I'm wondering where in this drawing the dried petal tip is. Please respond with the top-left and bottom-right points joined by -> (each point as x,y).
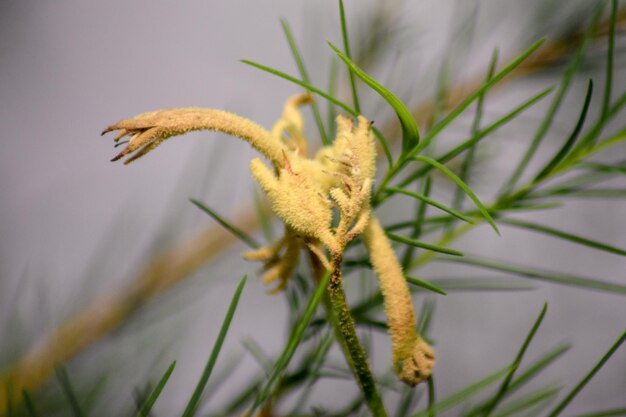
397,340 -> 436,386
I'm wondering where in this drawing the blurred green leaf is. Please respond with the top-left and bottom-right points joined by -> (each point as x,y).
338,0 -> 360,114
181,276 -> 247,417
546,330 -> 626,417
387,232 -> 463,256
54,366 -> 84,417
386,186 -> 474,224
405,276 -> 447,296
439,256 -> 626,294
250,271 -> 330,414
135,361 -> 176,417
500,218 -> 626,256
412,366 -> 511,417
481,303 -> 548,417
190,199 -> 259,249
280,18 -> 329,145
328,42 -> 420,153
411,156 -> 498,234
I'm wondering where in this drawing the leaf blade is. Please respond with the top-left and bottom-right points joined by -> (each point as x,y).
181,276 -> 247,417
328,42 -> 420,153
411,155 -> 499,234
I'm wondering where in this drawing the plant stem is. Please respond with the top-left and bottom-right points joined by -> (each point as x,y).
309,251 -> 388,417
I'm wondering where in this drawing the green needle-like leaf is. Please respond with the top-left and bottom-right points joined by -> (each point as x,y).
242,59 -> 355,115
280,18 -> 329,145
429,278 -> 535,292
570,409 -> 626,417
328,41 -> 420,153
401,176 -> 432,269
439,256 -> 626,295
388,87 -> 552,199
21,391 -> 39,417
405,276 -> 447,295
415,38 -> 545,154
481,303 -> 548,417
467,343 -> 571,417
499,218 -> 626,256
490,386 -> 561,417
190,199 -> 259,249
250,271 -> 331,415
387,232 -> 464,256
546,330 -> 626,417
505,343 -> 571,396
338,0 -> 360,113
601,0 -> 618,120
181,276 -> 247,417
135,361 -> 176,417
499,5 -> 602,195
412,367 -> 511,417
386,186 -> 474,224
241,58 -> 394,167
411,155 -> 499,234
54,366 -> 84,417
534,79 -> 593,182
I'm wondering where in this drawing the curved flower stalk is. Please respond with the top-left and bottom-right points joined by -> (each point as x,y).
103,94 -> 434,386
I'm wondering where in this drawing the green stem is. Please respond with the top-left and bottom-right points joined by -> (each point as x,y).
309,251 -> 388,417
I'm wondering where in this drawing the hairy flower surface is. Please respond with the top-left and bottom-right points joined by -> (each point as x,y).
103,94 -> 434,385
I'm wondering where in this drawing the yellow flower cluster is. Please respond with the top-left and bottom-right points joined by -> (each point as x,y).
103,94 -> 434,385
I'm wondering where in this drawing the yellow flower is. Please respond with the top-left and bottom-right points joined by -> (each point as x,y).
103,94 -> 434,385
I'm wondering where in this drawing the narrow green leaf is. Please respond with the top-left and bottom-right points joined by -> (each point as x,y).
190,199 -> 259,249
338,0 -> 360,113
439,256 -> 626,294
395,388 -> 418,417
430,278 -> 535,292
576,161 -> 626,175
416,298 -> 436,340
135,361 -> 176,417
181,276 -> 247,417
531,188 -> 626,199
571,409 -> 626,417
499,5 -> 602,195
500,218 -> 626,256
242,59 -> 356,115
253,188 -> 274,242
412,155 -> 499,234
327,57 -> 340,139
241,338 -> 273,373
491,386 -> 561,417
388,87 -> 552,199
54,366 -> 84,417
386,186 -> 474,224
451,48 -> 499,224
534,79 -> 593,182
328,41 -> 420,153
482,303 -> 548,417
21,391 -> 39,417
506,343 -> 570,394
250,271 -> 331,414
411,367 -> 511,417
401,176 -> 432,269
280,18 -> 329,145
387,232 -> 463,256
569,92 -> 626,157
426,376 -> 436,417
241,59 -> 394,167
467,343 -> 571,417
415,38 -> 545,154
546,330 -> 626,417
405,276 -> 447,295
601,0 -> 618,120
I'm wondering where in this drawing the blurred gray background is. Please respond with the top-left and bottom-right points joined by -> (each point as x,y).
1,0 -> 625,415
